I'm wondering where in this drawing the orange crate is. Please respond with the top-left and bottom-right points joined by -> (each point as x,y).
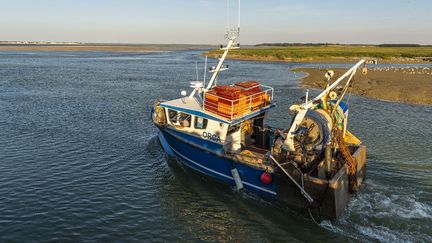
205,91 -> 219,102
235,80 -> 261,92
204,85 -> 269,119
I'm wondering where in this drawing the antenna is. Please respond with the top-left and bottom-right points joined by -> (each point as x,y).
203,56 -> 208,87
188,61 -> 204,98
227,0 -> 240,32
195,61 -> 199,81
238,0 -> 241,32
204,0 -> 240,91
224,0 -> 240,40
227,0 -> 230,31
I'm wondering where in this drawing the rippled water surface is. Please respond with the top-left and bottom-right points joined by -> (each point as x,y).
1,51 -> 431,242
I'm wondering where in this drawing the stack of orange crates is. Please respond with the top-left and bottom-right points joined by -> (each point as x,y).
204,86 -> 243,119
235,81 -> 268,111
204,81 -> 269,119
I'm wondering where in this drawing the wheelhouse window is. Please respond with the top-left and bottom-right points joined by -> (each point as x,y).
168,109 -> 178,124
168,109 -> 191,128
178,113 -> 191,128
194,116 -> 208,129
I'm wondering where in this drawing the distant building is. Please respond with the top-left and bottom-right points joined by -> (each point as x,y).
0,41 -> 82,45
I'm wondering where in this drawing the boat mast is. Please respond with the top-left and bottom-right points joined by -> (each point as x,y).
206,0 -> 241,90
189,0 -> 240,98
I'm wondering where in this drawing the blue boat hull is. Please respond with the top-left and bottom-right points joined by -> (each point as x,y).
154,123 -> 367,219
157,128 -> 277,198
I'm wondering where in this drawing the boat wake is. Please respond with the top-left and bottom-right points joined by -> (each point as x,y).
320,179 -> 432,242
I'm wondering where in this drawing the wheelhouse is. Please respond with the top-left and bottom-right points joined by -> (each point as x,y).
158,81 -> 275,155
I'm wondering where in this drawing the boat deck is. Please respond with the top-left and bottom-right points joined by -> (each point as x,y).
232,147 -> 274,172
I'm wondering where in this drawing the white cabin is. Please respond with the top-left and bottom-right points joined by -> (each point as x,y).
159,84 -> 275,154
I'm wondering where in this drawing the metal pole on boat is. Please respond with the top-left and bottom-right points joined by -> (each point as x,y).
204,0 -> 239,91
195,61 -> 199,82
309,59 -> 366,105
270,155 -> 314,204
191,0 -> 240,97
238,0 -> 241,32
203,56 -> 207,88
227,0 -> 230,31
204,38 -> 235,91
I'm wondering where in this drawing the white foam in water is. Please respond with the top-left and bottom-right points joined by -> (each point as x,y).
320,220 -> 360,240
376,195 -> 432,220
319,179 -> 432,242
361,192 -> 432,220
356,225 -> 412,243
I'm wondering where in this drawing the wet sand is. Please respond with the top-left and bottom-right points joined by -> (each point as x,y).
292,67 -> 432,105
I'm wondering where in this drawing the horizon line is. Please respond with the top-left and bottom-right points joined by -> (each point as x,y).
1,40 -> 432,47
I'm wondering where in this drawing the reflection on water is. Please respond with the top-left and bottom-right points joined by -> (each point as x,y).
0,50 -> 431,242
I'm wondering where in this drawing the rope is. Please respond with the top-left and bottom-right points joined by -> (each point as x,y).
345,84 -> 353,107
334,129 -> 358,193
308,207 -> 322,225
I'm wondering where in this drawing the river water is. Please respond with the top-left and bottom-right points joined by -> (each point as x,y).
0,50 -> 431,242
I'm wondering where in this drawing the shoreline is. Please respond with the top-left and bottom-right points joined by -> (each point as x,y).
204,53 -> 432,64
0,44 -> 214,52
292,67 -> 432,105
2,45 -> 431,64
203,45 -> 432,64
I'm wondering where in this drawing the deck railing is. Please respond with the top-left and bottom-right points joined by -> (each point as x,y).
203,84 -> 274,120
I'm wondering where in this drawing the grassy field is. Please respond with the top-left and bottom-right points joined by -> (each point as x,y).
205,45 -> 432,63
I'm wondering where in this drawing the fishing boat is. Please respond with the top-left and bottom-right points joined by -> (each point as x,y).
151,2 -> 370,219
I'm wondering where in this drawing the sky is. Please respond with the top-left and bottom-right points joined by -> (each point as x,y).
1,0 -> 431,45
